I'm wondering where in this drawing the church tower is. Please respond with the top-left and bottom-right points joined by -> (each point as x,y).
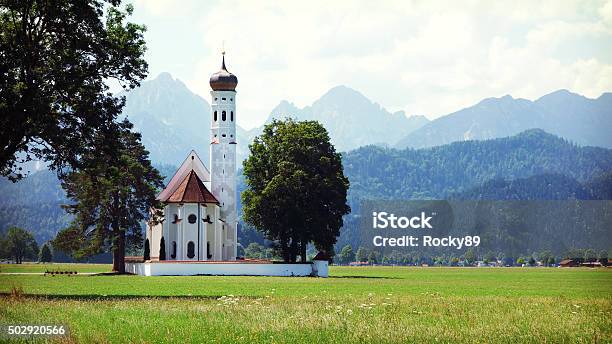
209,52 -> 238,260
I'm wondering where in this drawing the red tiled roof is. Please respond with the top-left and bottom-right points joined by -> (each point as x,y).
166,170 -> 219,204
157,151 -> 210,202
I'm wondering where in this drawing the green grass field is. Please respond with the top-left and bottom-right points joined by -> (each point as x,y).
0,263 -> 110,274
0,265 -> 610,343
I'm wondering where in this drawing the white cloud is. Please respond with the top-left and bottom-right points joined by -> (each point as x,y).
132,0 -> 612,129
601,1 -> 612,24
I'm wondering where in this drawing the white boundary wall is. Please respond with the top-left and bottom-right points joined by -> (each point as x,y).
125,261 -> 328,277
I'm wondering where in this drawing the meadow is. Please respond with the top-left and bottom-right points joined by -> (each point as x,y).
0,263 -> 110,274
0,265 -> 610,343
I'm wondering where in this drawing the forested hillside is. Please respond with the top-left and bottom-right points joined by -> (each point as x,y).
344,129 -> 612,202
335,129 -> 612,254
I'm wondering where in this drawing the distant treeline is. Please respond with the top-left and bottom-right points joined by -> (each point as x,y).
334,245 -> 610,267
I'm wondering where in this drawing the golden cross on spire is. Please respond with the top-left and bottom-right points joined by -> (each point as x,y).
222,40 -> 225,55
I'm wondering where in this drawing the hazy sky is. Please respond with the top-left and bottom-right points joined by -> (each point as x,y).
126,0 -> 612,129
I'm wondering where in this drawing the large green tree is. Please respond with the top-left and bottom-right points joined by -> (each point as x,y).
1,226 -> 38,263
53,120 -> 163,273
0,0 -> 147,181
242,119 -> 350,262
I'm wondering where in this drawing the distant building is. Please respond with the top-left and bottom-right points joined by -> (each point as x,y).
349,262 -> 369,266
559,259 -> 580,267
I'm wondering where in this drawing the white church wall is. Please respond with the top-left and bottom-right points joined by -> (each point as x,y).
205,207 -> 215,260
198,204 -> 207,260
149,221 -> 162,259
162,205 -> 170,259
312,260 -> 329,278
167,204 -> 178,260
182,203 -> 199,260
125,261 -> 328,277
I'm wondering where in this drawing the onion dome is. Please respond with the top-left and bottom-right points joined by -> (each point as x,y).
209,53 -> 238,91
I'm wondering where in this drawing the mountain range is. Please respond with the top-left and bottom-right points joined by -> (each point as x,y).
396,90 -> 612,149
120,73 -> 611,165
119,72 -> 214,165
245,85 -> 430,153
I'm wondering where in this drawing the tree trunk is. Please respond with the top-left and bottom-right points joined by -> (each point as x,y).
280,235 -> 291,262
111,191 -> 126,273
112,229 -> 126,273
111,208 -> 125,274
301,239 -> 307,262
290,240 -> 298,263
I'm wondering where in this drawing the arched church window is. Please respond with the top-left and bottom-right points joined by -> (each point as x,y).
187,242 -> 195,259
188,214 -> 197,224
214,111 -> 217,121
222,111 -> 226,121
231,111 -> 234,121
171,241 -> 177,259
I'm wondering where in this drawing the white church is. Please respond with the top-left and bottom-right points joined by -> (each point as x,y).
126,53 -> 328,277
145,53 -> 239,263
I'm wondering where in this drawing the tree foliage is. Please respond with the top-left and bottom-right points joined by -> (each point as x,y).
338,244 -> 354,264
244,242 -> 268,259
53,120 -> 163,272
464,248 -> 476,266
355,246 -> 368,262
38,242 -> 52,262
0,0 -> 148,181
0,226 -> 38,263
242,119 -> 350,262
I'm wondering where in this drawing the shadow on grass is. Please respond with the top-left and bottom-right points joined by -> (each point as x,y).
327,275 -> 397,279
0,293 -> 251,301
91,273 -> 398,279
